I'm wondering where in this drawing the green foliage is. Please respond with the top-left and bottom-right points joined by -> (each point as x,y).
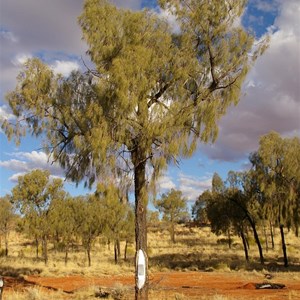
155,189 -> 189,242
10,169 -> 67,263
250,132 -> 300,232
95,182 -> 131,242
2,0 -> 263,189
0,195 -> 15,255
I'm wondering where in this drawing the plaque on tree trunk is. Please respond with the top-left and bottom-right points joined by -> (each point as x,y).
136,249 -> 146,290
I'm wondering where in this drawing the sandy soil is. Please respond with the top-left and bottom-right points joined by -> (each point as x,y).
3,271 -> 300,299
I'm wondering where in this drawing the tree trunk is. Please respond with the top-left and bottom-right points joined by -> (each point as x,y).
171,222 -> 175,243
4,231 -> 8,257
117,239 -> 121,257
65,245 -> 69,266
42,236 -> 48,265
240,230 -> 249,262
263,224 -> 269,253
229,198 -> 264,264
279,224 -> 288,267
227,229 -> 232,249
87,243 -> 92,267
114,241 -> 118,264
35,237 -> 39,258
124,240 -> 128,261
249,219 -> 264,265
133,148 -> 148,300
270,221 -> 275,250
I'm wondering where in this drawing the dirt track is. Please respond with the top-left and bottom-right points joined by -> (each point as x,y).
3,271 -> 300,299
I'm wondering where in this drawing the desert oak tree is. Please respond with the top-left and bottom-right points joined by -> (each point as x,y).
2,0 -> 266,298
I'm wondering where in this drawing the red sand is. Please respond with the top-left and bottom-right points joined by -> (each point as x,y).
4,271 -> 300,299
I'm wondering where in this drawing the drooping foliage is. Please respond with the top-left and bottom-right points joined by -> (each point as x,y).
250,131 -> 300,266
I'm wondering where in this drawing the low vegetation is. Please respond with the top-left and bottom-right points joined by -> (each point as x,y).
1,221 -> 300,299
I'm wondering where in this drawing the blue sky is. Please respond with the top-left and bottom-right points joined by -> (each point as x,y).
0,0 -> 299,204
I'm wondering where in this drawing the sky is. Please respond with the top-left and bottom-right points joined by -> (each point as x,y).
0,0 -> 299,206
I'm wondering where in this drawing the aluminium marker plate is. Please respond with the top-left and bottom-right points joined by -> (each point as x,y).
136,249 -> 146,290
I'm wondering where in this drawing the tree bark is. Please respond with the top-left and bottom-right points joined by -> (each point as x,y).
279,224 -> 288,267
124,240 -> 128,261
240,230 -> 249,262
42,236 -> 48,265
114,241 -> 118,264
35,237 -> 39,258
65,245 -> 69,266
229,198 -> 264,265
117,239 -> 121,257
249,218 -> 264,265
263,224 -> 269,253
87,242 -> 92,267
227,229 -> 232,249
171,221 -> 175,243
270,221 -> 275,250
4,239 -> 8,257
133,148 -> 148,300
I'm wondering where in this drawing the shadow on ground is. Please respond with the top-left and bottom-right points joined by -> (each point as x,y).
0,266 -> 42,278
149,252 -> 300,273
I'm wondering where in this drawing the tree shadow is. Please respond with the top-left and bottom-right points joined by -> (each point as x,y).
0,266 -> 42,278
149,252 -> 300,273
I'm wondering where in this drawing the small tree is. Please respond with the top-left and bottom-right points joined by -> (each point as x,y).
155,189 -> 188,243
122,207 -> 135,261
48,196 -> 78,265
0,195 -> 14,256
72,196 -> 103,267
96,183 -> 130,264
250,131 -> 300,267
11,169 -> 66,264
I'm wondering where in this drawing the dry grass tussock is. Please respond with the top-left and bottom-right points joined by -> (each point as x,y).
1,223 -> 300,299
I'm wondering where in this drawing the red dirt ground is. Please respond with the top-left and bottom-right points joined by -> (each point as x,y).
3,271 -> 300,299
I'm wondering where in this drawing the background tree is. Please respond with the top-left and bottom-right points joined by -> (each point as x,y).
48,196 -> 78,265
96,183 -> 130,264
74,195 -> 103,267
11,169 -> 66,264
2,0 -> 267,297
226,170 -> 264,264
192,190 -> 210,226
122,207 -> 135,261
155,189 -> 189,243
0,195 -> 15,256
195,171 -> 265,264
250,131 -> 300,267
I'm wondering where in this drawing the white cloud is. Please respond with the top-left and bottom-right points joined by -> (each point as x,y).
1,151 -> 65,181
112,0 -> 141,9
201,0 -> 300,161
12,53 -> 32,66
0,105 -> 15,122
156,7 -> 180,34
0,159 -> 28,172
253,0 -> 280,13
0,30 -> 18,43
179,174 -> 212,202
8,172 -> 27,182
157,174 -> 176,191
51,60 -> 80,77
